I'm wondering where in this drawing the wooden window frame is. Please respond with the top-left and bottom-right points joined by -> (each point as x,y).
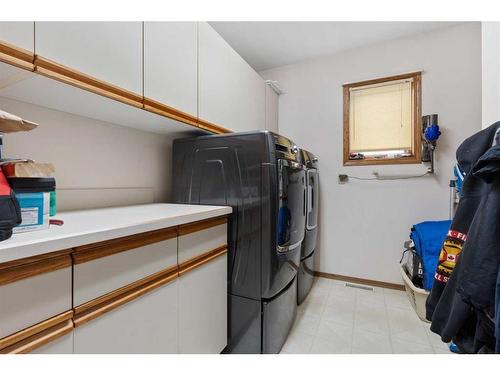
342,72 -> 422,166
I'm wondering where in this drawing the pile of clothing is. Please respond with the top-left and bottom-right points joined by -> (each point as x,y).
409,220 -> 451,291
426,122 -> 500,354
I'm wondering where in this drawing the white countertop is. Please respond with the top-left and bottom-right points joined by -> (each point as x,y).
0,203 -> 232,264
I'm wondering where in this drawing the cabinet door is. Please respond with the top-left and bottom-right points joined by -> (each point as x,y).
31,331 -> 74,354
73,233 -> 177,307
0,267 -> 72,340
0,22 -> 34,51
74,279 -> 178,354
178,254 -> 227,354
265,84 -> 279,133
144,22 -> 197,116
35,22 -> 143,94
198,22 -> 265,132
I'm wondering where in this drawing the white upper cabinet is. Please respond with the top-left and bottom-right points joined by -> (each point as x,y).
144,22 -> 197,116
0,22 -> 34,52
265,84 -> 279,133
198,22 -> 265,132
35,22 -> 143,94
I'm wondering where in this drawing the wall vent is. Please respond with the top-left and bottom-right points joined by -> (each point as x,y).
345,283 -> 374,292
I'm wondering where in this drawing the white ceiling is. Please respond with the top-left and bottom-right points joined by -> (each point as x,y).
209,22 -> 462,71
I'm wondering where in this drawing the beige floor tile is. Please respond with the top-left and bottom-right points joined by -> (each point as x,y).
322,301 -> 355,325
316,319 -> 353,344
309,336 -> 351,354
387,307 -> 432,345
352,328 -> 392,354
420,321 -> 450,351
434,346 -> 454,354
354,301 -> 390,335
383,288 -> 406,295
384,292 -> 413,310
293,310 -> 322,335
391,338 -> 435,354
355,288 -> 386,306
280,329 -> 315,354
280,280 -> 439,355
329,282 -> 358,299
298,299 -> 326,320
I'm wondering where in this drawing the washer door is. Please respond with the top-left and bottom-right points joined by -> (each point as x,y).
277,159 -> 306,253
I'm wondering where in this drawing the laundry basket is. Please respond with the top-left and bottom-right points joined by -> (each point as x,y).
400,264 -> 430,322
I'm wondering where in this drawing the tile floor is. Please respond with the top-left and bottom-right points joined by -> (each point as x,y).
280,277 -> 453,354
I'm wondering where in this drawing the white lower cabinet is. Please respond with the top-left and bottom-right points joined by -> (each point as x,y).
32,332 -> 74,354
178,254 -> 227,354
0,217 -> 229,354
0,267 -> 72,340
73,279 -> 178,354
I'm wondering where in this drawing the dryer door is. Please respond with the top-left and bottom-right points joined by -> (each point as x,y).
306,169 -> 319,230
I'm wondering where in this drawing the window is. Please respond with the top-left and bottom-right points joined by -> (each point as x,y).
343,72 -> 422,166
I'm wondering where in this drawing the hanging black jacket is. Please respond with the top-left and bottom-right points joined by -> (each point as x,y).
426,123 -> 500,320
426,122 -> 500,353
458,144 -> 500,310
496,270 -> 500,353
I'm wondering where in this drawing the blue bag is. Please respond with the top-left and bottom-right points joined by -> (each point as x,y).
410,220 -> 452,291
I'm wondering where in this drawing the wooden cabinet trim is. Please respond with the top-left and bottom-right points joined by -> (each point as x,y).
0,253 -> 72,286
0,40 -> 35,71
0,320 -> 73,354
73,266 -> 178,327
178,216 -> 228,237
34,55 -> 143,102
0,248 -> 72,271
143,97 -> 198,127
0,310 -> 73,353
34,56 -> 143,108
73,264 -> 178,316
73,226 -> 177,264
197,118 -> 231,134
178,245 -> 227,276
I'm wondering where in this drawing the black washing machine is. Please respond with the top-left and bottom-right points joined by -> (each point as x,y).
297,149 -> 319,305
172,131 -> 306,353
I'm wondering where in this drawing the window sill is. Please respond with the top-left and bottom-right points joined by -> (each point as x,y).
343,155 -> 422,166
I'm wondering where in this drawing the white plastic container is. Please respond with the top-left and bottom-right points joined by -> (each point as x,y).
400,264 -> 430,322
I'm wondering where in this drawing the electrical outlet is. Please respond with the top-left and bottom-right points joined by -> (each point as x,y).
338,174 -> 348,184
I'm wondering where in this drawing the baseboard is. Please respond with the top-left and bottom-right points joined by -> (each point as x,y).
313,271 -> 405,291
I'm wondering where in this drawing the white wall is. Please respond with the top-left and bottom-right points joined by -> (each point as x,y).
261,23 -> 482,284
481,22 -> 500,129
0,97 -> 174,211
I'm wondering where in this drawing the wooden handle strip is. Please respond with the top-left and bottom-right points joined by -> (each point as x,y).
143,97 -> 199,127
73,270 -> 178,327
73,227 -> 177,264
73,265 -> 178,316
0,320 -> 74,354
0,254 -> 72,287
178,245 -> 227,276
178,216 -> 228,236
0,311 -> 73,353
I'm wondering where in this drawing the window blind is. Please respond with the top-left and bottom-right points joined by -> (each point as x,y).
349,78 -> 414,153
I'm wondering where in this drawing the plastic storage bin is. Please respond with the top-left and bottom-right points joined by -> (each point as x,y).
8,177 -> 55,233
400,264 -> 430,322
